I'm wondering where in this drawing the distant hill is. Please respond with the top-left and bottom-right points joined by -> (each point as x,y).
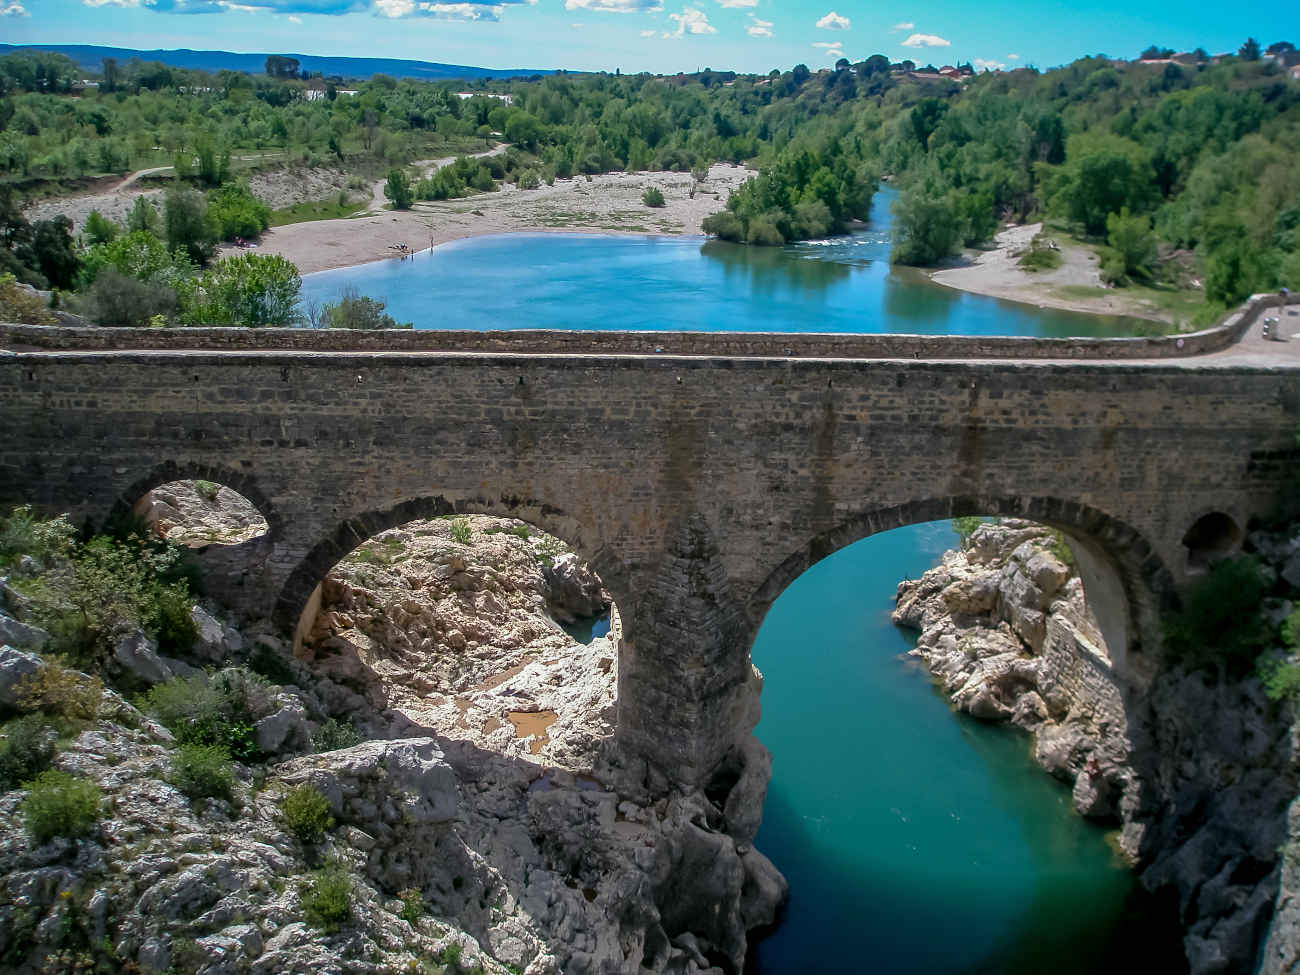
0,43 -> 556,82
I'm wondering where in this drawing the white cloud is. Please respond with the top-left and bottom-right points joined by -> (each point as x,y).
715,0 -> 756,6
565,0 -> 661,11
900,32 -> 949,48
84,0 -> 523,15
891,21 -> 912,30
973,57 -> 1004,71
640,27 -> 655,35
1,1 -> 28,13
811,40 -> 838,47
815,9 -> 848,30
375,0 -> 504,18
664,7 -> 715,36
287,11 -> 301,18
745,14 -> 770,37
1007,53 -> 1020,60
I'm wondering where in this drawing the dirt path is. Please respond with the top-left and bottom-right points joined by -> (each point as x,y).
361,144 -> 508,214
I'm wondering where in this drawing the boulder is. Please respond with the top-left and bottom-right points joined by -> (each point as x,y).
0,613 -> 49,652
0,644 -> 42,708
543,552 -> 610,622
253,699 -> 313,755
113,631 -> 185,686
190,605 -> 227,662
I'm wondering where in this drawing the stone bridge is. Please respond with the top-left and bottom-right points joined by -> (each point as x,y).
2,308 -> 1299,793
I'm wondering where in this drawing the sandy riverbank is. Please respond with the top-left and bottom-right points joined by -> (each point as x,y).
928,222 -> 1173,325
236,163 -> 752,275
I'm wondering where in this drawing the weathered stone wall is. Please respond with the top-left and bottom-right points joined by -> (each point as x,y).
1,345 -> 1297,788
1041,616 -> 1125,725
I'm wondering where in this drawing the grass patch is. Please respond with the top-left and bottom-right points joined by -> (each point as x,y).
268,193 -> 363,228
312,717 -> 362,753
23,770 -> 102,844
450,518 -> 473,546
142,670 -> 269,763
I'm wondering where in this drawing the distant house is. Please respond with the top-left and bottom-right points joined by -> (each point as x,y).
455,92 -> 514,105
1290,64 -> 1300,81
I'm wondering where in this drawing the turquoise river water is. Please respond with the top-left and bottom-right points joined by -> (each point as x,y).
305,189 -> 1183,972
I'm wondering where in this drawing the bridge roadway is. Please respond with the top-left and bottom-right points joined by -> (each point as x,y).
1,298 -> 1298,793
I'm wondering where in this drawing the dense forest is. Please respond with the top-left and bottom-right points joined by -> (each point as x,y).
1,39 -> 1298,327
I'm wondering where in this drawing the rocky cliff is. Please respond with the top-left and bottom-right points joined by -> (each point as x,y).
0,499 -> 784,975
893,519 -> 1300,975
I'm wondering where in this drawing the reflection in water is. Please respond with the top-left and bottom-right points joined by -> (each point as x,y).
700,238 -> 854,295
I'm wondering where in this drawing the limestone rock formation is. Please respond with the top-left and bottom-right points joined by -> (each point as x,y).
894,519 -> 1300,975
0,500 -> 784,974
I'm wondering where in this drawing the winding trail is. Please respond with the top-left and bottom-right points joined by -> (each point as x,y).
359,143 -> 508,214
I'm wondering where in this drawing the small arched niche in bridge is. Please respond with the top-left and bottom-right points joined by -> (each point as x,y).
284,506 -> 626,770
1182,511 -> 1243,575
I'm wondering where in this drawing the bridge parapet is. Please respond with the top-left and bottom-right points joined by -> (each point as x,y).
2,292 -> 1294,360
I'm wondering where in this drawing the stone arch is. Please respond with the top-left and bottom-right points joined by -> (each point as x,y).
113,460 -> 283,540
748,495 -> 1178,676
272,493 -> 634,650
114,462 -> 281,618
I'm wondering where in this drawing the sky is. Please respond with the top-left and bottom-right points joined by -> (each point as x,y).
3,0 -> 1296,75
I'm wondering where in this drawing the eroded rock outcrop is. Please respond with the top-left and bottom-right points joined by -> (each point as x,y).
893,519 -> 1300,975
0,496 -> 781,974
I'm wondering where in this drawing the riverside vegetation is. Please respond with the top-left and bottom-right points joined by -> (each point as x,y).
1,38 -> 1298,327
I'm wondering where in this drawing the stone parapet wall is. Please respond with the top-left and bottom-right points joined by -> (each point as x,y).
1041,616 -> 1125,724
1,293 -> 1293,360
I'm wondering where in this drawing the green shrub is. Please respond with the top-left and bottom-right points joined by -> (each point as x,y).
321,287 -> 411,329
1017,235 -> 1064,272
143,671 -> 265,762
208,182 -> 271,241
398,887 -> 425,924
282,783 -> 335,843
0,273 -> 57,325
385,169 -> 414,210
80,268 -> 180,326
450,518 -> 473,545
14,663 -> 102,720
0,505 -> 76,569
516,170 -> 540,190
642,187 -> 665,208
1047,529 -> 1076,567
1261,658 -> 1300,703
313,718 -> 361,753
23,770 -> 102,844
951,516 -> 984,545
194,480 -> 221,501
171,743 -> 235,801
301,863 -> 352,931
83,210 -> 119,246
1164,556 -> 1273,674
0,715 -> 56,789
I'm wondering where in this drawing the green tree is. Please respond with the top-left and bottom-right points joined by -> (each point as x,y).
1238,37 -> 1261,60
208,183 -> 271,241
1105,210 -> 1159,281
83,210 -> 119,246
320,287 -> 410,329
164,186 -> 218,265
891,191 -> 962,266
384,169 -> 413,210
1052,136 -> 1156,236
127,197 -> 160,235
181,252 -> 302,327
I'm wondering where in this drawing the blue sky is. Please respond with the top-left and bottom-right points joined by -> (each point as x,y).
3,0 -> 1295,75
